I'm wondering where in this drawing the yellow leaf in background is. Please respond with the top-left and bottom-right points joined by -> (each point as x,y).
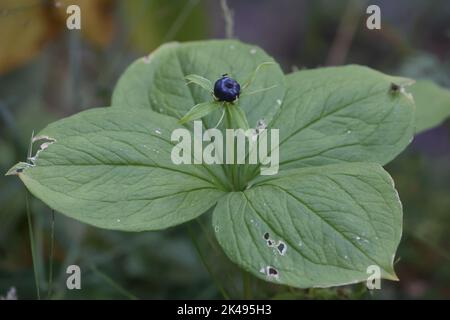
0,0 -> 114,75
0,0 -> 206,74
0,0 -> 56,74
53,0 -> 114,47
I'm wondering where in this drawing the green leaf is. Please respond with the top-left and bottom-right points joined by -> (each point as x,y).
226,104 -> 250,130
179,101 -> 219,124
7,108 -> 225,231
213,163 -> 402,288
265,65 -> 415,173
185,74 -> 213,93
111,42 -> 180,110
112,40 -> 286,131
410,80 -> 450,133
242,62 -> 276,89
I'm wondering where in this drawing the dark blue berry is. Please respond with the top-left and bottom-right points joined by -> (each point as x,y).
214,75 -> 240,102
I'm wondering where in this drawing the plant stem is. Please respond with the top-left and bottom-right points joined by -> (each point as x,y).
325,0 -> 367,66
25,190 -> 41,300
47,210 -> 55,299
89,264 -> 138,300
196,218 -> 220,252
224,107 -> 236,190
187,224 -> 230,299
220,0 -> 234,39
242,270 -> 252,299
224,107 -> 244,190
196,218 -> 240,296
25,130 -> 41,299
163,0 -> 201,42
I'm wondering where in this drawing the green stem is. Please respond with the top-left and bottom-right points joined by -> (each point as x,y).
225,107 -> 244,191
47,210 -> 55,299
187,224 -> 230,299
196,219 -> 221,252
89,264 -> 138,300
224,107 -> 236,190
25,190 -> 41,300
220,0 -> 234,39
196,219 -> 240,296
25,131 -> 41,299
242,270 -> 252,299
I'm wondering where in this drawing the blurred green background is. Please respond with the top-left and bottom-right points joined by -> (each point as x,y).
0,0 -> 449,300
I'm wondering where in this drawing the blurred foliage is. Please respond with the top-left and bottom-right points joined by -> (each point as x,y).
0,0 -> 449,299
0,0 -> 206,74
0,0 -> 114,74
0,0 -> 56,74
121,0 -> 207,53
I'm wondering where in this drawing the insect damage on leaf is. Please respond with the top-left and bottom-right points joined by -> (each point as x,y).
276,241 -> 287,256
5,135 -> 56,176
389,81 -> 414,102
262,232 -> 287,255
260,266 -> 280,280
28,136 -> 57,165
390,82 -> 401,93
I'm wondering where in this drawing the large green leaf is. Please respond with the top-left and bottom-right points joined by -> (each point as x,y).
213,163 -> 402,288
111,40 -> 286,130
257,65 -> 415,174
6,108 -> 225,231
410,80 -> 450,133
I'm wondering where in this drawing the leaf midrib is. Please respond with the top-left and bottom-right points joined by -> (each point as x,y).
30,162 -> 219,190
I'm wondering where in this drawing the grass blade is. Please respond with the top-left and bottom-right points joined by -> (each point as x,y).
47,210 -> 55,299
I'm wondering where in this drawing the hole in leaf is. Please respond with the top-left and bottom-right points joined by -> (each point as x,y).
276,241 -> 287,255
390,83 -> 400,93
267,266 -> 278,276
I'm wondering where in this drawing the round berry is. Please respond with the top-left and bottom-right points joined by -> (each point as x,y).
214,75 -> 240,102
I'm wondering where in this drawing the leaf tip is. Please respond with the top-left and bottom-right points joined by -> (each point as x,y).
384,271 -> 400,282
5,162 -> 32,176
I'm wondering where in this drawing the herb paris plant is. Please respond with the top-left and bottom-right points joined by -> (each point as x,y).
6,40 -> 450,288
179,62 -> 278,129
